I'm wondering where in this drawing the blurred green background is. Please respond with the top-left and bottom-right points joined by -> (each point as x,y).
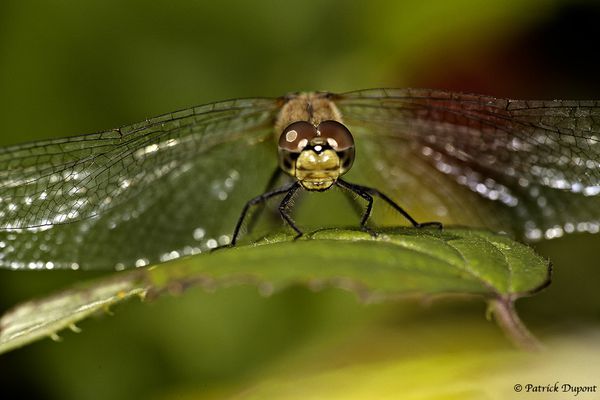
1,0 -> 599,399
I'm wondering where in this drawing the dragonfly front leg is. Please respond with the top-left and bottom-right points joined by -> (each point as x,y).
246,168 -> 287,233
336,179 -> 443,230
278,182 -> 303,239
335,180 -> 377,236
231,182 -> 298,245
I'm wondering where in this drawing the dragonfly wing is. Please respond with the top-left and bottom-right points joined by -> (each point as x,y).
335,88 -> 600,240
0,98 -> 281,269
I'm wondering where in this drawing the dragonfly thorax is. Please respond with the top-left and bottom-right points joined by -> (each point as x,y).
277,120 -> 355,191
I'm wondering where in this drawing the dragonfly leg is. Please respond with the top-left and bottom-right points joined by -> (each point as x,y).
247,168 -> 286,233
340,186 -> 368,219
278,182 -> 303,239
231,181 -> 298,245
336,179 -> 443,230
335,180 -> 376,236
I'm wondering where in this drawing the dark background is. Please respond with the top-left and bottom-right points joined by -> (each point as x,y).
0,1 -> 599,399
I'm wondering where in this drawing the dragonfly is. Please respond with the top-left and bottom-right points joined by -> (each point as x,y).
0,88 -> 598,270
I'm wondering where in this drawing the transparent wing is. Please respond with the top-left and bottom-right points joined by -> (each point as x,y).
335,88 -> 600,240
0,98 -> 281,270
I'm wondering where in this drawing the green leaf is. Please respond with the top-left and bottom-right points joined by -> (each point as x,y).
0,227 -> 550,354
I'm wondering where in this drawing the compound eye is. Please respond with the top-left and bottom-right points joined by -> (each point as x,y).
316,120 -> 354,150
278,121 -> 317,152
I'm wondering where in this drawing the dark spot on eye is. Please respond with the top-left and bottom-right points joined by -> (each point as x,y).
283,159 -> 292,170
343,158 -> 351,169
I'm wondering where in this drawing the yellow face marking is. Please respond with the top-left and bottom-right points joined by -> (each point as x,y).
295,149 -> 341,190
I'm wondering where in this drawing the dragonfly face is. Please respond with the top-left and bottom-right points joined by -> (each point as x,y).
277,120 -> 355,191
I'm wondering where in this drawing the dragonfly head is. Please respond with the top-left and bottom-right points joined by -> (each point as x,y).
278,120 -> 355,191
